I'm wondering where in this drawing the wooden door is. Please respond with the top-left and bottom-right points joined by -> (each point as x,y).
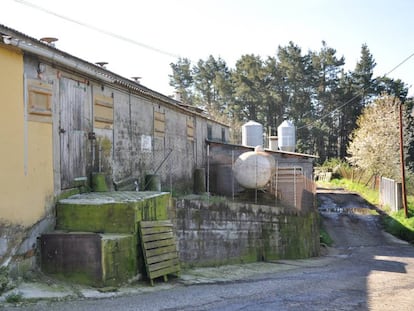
59,77 -> 89,189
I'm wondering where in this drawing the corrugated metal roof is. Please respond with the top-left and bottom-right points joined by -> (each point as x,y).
0,23 -> 229,127
206,140 -> 318,159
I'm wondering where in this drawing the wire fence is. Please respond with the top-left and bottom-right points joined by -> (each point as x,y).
147,136 -> 196,194
206,145 -> 316,211
132,140 -> 316,212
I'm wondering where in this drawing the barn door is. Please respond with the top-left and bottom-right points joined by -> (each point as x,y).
59,77 -> 89,189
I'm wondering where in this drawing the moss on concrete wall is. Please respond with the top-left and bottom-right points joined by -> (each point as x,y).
56,192 -> 170,233
173,197 -> 319,267
101,234 -> 138,286
42,192 -> 171,286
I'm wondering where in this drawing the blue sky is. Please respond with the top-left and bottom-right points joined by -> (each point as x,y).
2,0 -> 414,96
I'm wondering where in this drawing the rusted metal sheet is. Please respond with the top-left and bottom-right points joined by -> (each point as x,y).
40,233 -> 101,281
40,232 -> 138,287
59,77 -> 89,189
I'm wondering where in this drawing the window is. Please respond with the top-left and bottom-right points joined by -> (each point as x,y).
154,111 -> 165,137
27,79 -> 53,123
187,117 -> 194,141
94,95 -> 113,129
221,127 -> 226,142
207,124 -> 212,140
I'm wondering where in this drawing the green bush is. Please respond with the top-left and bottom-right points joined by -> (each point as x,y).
319,158 -> 351,179
320,227 -> 333,246
0,267 -> 9,295
404,171 -> 414,196
5,292 -> 22,304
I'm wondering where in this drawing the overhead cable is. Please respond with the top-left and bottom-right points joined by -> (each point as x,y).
14,0 -> 181,58
298,51 -> 414,130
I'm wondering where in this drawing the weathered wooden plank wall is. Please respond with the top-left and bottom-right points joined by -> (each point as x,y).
59,77 -> 90,189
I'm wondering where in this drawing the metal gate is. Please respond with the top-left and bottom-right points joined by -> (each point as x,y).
379,177 -> 402,212
59,77 -> 89,189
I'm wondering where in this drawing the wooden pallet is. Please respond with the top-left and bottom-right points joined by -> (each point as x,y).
139,220 -> 180,286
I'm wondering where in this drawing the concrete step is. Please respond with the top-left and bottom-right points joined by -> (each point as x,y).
56,191 -> 171,233
40,232 -> 137,287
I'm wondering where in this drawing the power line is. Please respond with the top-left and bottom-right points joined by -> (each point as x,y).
298,51 -> 414,130
13,0 -> 414,124
385,52 -> 414,76
14,0 -> 181,58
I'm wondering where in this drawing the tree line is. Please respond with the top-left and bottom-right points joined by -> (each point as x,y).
169,41 -> 410,163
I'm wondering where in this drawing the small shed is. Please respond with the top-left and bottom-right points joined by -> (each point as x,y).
207,141 -> 318,211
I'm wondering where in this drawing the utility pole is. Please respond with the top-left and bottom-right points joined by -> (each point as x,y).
399,102 -> 408,218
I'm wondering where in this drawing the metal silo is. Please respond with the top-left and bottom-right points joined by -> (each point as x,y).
277,120 -> 296,152
241,120 -> 263,147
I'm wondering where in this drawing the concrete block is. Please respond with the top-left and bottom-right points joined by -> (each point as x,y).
56,192 -> 170,233
40,232 -> 137,287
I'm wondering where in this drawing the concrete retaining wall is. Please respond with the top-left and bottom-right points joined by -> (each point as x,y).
173,197 -> 320,267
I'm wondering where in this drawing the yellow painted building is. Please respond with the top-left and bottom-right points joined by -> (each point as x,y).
0,44 -> 54,258
0,24 -> 230,274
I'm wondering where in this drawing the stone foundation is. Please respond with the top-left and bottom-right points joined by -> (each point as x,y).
173,196 -> 319,267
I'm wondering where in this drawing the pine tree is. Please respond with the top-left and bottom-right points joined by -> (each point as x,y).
231,54 -> 266,122
192,55 -> 231,114
169,57 -> 194,103
311,41 -> 345,160
353,44 -> 377,105
168,43 -> 412,158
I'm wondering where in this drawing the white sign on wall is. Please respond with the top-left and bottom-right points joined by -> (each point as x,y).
141,135 -> 152,152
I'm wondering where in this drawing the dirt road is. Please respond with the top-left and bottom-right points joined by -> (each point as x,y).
318,188 -> 414,310
318,188 -> 389,248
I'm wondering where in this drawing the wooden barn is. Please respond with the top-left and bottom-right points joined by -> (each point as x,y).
0,24 -> 229,274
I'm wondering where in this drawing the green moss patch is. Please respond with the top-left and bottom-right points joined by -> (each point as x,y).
56,192 -> 170,233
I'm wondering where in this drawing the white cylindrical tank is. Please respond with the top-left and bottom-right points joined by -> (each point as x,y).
242,120 -> 263,147
268,136 -> 278,151
233,146 -> 275,189
277,120 -> 296,152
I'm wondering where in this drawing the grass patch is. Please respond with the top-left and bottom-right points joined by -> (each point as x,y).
320,227 -> 333,246
326,178 -> 379,205
178,193 -> 228,204
319,207 -> 333,246
5,292 -> 23,304
382,209 -> 414,243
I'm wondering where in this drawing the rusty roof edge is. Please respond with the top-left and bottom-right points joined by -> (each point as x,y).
0,24 -> 115,81
264,148 -> 319,158
0,24 -> 229,127
206,140 -> 318,159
